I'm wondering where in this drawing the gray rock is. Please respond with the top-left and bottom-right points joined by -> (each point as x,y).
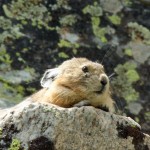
0,98 -> 15,109
0,69 -> 36,84
128,102 -> 143,115
0,99 -> 149,150
100,0 -> 123,13
127,42 -> 150,64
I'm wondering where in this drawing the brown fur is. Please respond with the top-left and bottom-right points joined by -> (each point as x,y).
31,58 -> 114,112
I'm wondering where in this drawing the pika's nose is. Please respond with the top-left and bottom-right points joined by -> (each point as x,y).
100,77 -> 107,86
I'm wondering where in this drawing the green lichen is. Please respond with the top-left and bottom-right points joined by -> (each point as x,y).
123,61 -> 137,70
124,48 -> 133,56
108,15 -> 121,25
43,106 -> 52,113
60,14 -> 77,26
0,82 -> 24,103
123,0 -> 132,6
8,138 -> 21,150
58,39 -> 73,48
125,70 -> 140,83
0,66 -> 37,103
10,27 -> 25,39
58,52 -> 69,58
3,0 -> 52,30
82,2 -> 103,17
73,49 -> 77,54
0,16 -> 24,44
91,17 -> 107,43
0,29 -> 24,44
0,128 -> 2,138
58,39 -> 80,48
127,22 -> 150,45
0,16 -> 12,30
43,106 -> 62,119
145,112 -> 150,121
112,61 -> 140,103
0,44 -> 12,65
50,0 -> 70,10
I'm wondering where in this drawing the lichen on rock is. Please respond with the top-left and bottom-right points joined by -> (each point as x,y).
3,0 -> 52,30
8,138 -> 21,150
0,100 -> 149,149
112,61 -> 140,103
127,22 -> 150,45
107,14 -> 121,25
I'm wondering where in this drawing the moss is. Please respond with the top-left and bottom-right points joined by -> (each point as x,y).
127,22 -> 150,45
82,2 -> 103,17
112,61 -> 140,103
124,48 -> 133,56
108,15 -> 121,25
8,138 -> 21,150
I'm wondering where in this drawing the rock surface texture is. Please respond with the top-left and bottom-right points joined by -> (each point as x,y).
0,99 -> 149,150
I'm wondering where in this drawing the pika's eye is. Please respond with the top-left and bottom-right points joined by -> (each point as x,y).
82,66 -> 89,73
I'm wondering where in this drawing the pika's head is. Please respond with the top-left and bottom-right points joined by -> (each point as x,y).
41,58 -> 110,100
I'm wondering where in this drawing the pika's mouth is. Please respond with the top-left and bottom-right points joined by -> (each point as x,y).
95,85 -> 105,94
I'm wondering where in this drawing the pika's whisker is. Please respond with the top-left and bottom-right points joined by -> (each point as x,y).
108,73 -> 116,79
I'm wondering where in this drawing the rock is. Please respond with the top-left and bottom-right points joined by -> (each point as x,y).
0,69 -> 36,84
100,0 -> 123,13
127,42 -> 150,64
0,99 -> 149,150
128,102 -> 143,115
0,99 -> 15,109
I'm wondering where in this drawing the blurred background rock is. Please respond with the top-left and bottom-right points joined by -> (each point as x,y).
0,0 -> 149,134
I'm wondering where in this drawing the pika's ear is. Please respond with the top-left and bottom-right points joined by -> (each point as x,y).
40,68 -> 60,88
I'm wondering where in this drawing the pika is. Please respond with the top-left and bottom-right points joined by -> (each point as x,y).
32,58 -> 114,112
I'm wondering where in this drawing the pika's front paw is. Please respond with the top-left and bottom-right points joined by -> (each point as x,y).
73,100 -> 91,107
